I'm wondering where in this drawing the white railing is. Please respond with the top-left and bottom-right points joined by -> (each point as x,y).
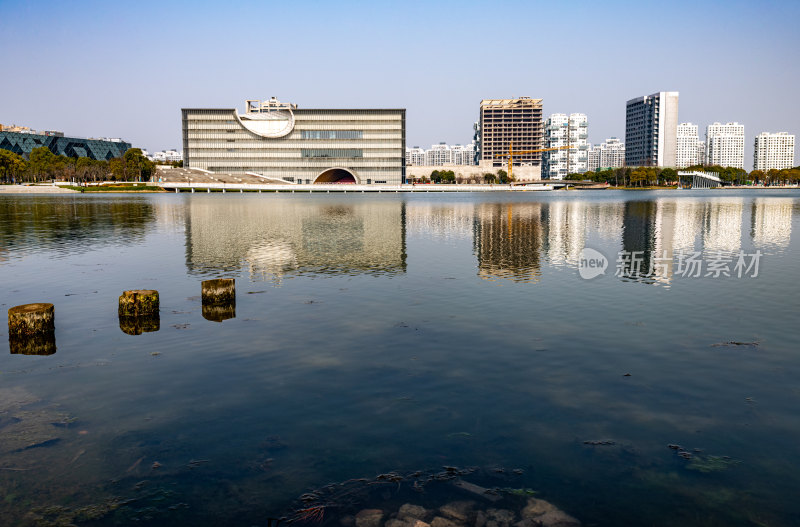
157,182 -> 552,193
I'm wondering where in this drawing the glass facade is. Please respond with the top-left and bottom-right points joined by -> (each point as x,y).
301,149 -> 363,158
0,131 -> 131,160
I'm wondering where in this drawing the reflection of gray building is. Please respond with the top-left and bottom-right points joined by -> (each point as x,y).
185,198 -> 406,279
621,201 -> 658,277
473,203 -> 543,282
182,97 -> 406,184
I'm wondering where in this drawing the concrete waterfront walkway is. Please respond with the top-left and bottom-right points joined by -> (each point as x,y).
0,184 -> 77,194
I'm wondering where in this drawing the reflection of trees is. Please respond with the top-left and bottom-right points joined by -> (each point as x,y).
473,203 -> 543,282
185,199 -> 407,279
0,197 -> 155,260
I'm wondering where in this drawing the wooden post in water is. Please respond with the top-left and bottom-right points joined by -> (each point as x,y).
8,303 -> 57,355
119,290 -> 159,316
201,279 -> 236,322
201,279 -> 235,304
119,290 -> 160,335
8,303 -> 54,337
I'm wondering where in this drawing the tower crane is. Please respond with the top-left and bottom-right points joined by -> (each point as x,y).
493,143 -> 571,182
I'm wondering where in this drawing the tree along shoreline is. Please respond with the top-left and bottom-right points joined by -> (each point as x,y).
565,164 -> 800,187
0,147 -> 173,184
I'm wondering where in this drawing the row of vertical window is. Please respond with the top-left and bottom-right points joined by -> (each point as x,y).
300,130 -> 363,139
301,149 -> 363,158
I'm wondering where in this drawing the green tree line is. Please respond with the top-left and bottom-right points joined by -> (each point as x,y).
0,147 -> 155,184
566,165 -> 800,187
409,168 -> 513,185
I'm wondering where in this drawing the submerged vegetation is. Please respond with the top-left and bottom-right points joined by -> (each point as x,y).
686,456 -> 742,474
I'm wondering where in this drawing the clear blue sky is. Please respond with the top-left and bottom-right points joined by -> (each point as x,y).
1,0 -> 798,168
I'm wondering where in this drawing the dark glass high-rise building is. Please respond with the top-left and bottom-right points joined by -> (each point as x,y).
0,130 -> 130,160
625,91 -> 679,167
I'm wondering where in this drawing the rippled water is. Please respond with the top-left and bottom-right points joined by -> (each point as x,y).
1,190 -> 799,526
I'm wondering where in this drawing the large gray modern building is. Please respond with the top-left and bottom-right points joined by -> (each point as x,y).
181,98 -> 405,184
625,92 -> 679,167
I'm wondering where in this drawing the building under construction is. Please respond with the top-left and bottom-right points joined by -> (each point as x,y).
475,97 -> 544,180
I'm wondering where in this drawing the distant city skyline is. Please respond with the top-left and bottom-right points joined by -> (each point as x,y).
1,0 -> 798,169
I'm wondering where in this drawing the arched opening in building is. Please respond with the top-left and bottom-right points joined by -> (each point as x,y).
314,168 -> 358,184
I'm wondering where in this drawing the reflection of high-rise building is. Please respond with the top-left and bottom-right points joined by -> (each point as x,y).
543,201 -> 586,266
649,199 -> 706,284
651,200 -> 676,282
670,199 -> 703,252
406,203 -> 475,240
185,199 -> 406,279
473,203 -> 543,282
621,201 -> 657,277
703,199 -> 743,253
152,200 -> 187,234
586,202 -> 625,240
751,198 -> 793,248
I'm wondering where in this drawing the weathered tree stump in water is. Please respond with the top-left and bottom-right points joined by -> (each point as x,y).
8,303 -> 55,337
9,333 -> 56,355
201,279 -> 235,305
118,290 -> 159,317
119,314 -> 160,335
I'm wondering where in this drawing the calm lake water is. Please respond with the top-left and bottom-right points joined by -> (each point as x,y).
1,190 -> 799,526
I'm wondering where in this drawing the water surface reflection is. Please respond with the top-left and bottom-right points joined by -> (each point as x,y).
1,191 -> 799,527
184,197 -> 407,279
